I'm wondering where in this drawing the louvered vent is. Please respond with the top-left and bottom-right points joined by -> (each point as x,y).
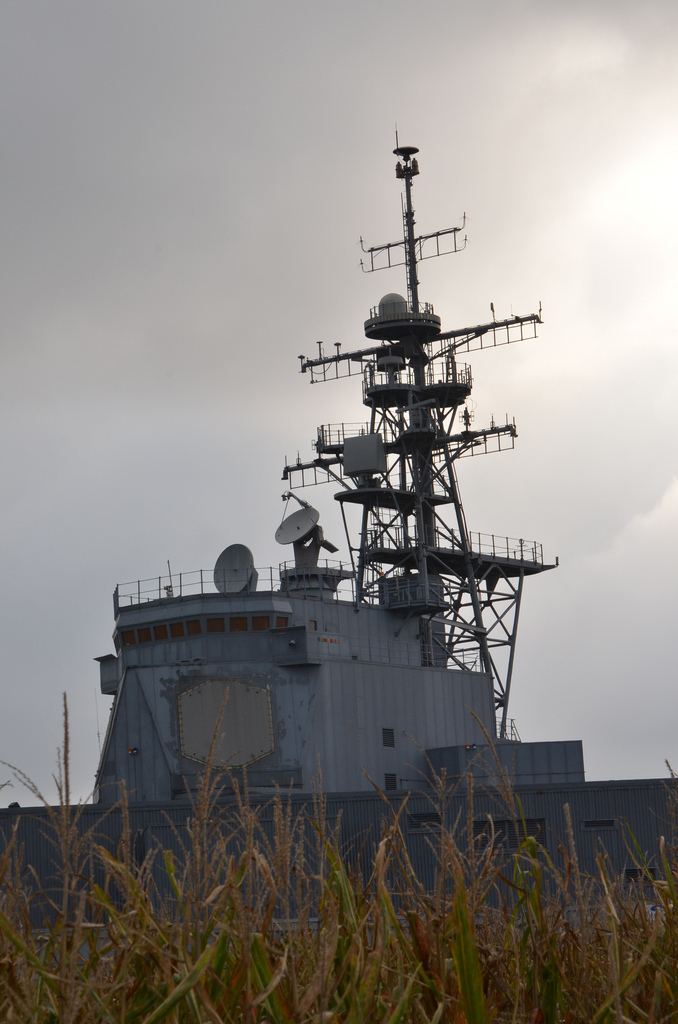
407,811 -> 441,833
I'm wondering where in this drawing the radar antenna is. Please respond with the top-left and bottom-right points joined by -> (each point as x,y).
214,544 -> 258,594
276,492 -> 338,570
283,145 -> 554,738
360,145 -> 466,310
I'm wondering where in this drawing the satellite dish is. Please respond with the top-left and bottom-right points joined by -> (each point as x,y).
213,544 -> 258,595
275,506 -> 320,546
276,498 -> 340,569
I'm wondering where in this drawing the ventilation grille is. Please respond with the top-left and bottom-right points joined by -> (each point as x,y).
625,866 -> 656,881
382,727 -> 395,748
407,811 -> 441,833
384,773 -> 397,792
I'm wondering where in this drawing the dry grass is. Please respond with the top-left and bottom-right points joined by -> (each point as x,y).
0,710 -> 676,1022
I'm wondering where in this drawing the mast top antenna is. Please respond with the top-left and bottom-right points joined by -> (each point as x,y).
393,145 -> 419,159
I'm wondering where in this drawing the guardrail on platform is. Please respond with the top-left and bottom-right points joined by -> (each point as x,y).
469,533 -> 544,564
114,561 -> 356,614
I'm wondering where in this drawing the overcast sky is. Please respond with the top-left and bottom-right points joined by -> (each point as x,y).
1,0 -> 677,804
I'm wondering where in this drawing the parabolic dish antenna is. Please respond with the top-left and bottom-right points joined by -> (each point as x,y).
275,506 -> 320,546
213,543 -> 258,594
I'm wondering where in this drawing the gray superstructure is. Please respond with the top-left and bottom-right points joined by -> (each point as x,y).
94,144 -> 585,806
96,585 -> 498,802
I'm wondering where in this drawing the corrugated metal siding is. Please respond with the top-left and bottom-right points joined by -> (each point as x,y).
2,778 -> 674,905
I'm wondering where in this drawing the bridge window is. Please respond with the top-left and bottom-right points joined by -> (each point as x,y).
154,624 -> 168,641
207,617 -> 226,633
229,616 -> 247,632
170,622 -> 185,638
252,615 -> 270,631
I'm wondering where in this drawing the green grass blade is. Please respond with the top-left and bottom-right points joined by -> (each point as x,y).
384,964 -> 419,1024
452,884 -> 488,1024
139,940 -> 215,1024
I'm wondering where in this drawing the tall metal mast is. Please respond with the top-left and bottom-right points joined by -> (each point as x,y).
283,145 -> 554,738
397,146 -> 421,314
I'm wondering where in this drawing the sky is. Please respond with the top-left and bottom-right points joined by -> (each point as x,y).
1,0 -> 677,804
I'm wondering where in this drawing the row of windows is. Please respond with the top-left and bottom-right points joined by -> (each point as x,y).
117,614 -> 290,648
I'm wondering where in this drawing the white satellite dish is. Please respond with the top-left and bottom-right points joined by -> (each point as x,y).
213,544 -> 258,594
275,506 -> 320,546
275,502 -> 339,569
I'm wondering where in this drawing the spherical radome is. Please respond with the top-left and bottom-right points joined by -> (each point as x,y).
378,292 -> 408,317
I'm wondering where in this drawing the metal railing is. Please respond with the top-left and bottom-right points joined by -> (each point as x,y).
364,525 -> 543,565
315,414 -> 513,464
469,533 -> 544,565
316,422 -> 370,449
115,561 -> 356,612
366,299 -> 438,321
363,359 -> 472,394
316,418 -> 440,451
366,523 -> 457,552
497,716 -> 522,742
378,575 -> 446,610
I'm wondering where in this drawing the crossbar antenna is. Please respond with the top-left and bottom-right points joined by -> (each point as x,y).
360,151 -> 466,282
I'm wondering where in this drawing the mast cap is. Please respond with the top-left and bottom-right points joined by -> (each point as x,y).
393,145 -> 419,159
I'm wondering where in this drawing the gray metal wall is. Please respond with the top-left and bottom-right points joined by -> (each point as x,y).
2,778 -> 675,903
96,592 -> 495,803
428,740 -> 585,787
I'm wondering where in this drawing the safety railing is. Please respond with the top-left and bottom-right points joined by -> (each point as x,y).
366,299 -> 438,321
362,525 -> 544,568
316,422 -> 370,449
315,418 -> 434,452
363,359 -> 472,394
469,533 -> 544,565
114,561 -> 356,613
366,523 -> 459,552
496,716 -> 522,742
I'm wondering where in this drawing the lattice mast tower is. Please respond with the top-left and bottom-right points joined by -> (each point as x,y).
283,144 -> 554,737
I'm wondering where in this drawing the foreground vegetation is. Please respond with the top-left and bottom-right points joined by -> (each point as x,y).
1,793 -> 676,1022
1,716 -> 676,1023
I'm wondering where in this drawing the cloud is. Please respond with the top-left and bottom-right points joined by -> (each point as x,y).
514,479 -> 678,779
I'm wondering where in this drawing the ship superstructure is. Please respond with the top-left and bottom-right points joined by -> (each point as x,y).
93,145 -> 584,806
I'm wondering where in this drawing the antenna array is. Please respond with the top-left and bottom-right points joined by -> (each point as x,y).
282,145 -> 553,737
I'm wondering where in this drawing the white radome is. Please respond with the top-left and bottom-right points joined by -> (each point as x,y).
378,292 -> 408,317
